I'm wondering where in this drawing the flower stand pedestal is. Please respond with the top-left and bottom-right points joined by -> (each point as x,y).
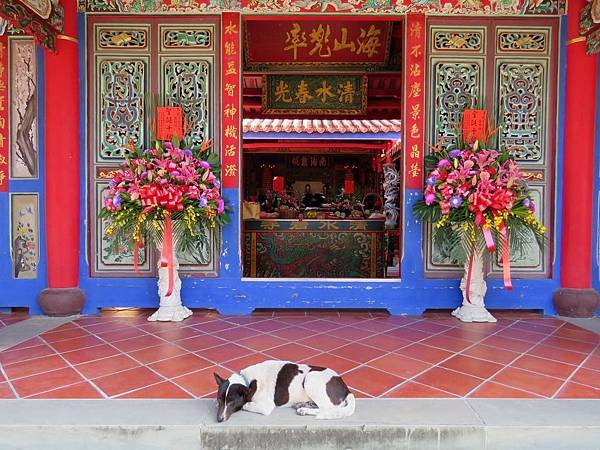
452,252 -> 497,323
148,247 -> 192,322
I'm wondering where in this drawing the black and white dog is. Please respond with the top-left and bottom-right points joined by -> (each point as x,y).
214,360 -> 355,422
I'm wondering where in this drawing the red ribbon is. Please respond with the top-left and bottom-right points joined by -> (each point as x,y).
161,213 -> 175,297
482,226 -> 496,252
499,223 -> 513,291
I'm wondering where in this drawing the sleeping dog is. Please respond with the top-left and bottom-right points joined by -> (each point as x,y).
214,360 -> 355,422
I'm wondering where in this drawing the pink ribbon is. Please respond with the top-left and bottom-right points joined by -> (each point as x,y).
161,214 -> 175,297
499,223 -> 513,291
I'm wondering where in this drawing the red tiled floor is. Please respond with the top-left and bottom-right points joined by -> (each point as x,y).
469,381 -> 542,398
76,354 -> 140,379
490,367 -> 564,398
12,367 -> 86,398
414,367 -> 483,397
93,366 -> 164,397
1,312 -> 598,399
117,381 -> 192,399
385,381 -> 457,398
342,366 -> 404,397
3,354 -> 69,380
440,355 -> 504,379
29,382 -> 103,399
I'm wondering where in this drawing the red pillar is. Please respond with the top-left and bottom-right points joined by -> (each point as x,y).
553,0 -> 600,317
38,0 -> 85,315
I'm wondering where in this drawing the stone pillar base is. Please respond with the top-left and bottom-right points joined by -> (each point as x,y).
552,288 -> 600,318
38,288 -> 85,316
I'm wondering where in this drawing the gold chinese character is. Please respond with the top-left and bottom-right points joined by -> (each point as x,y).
337,80 -> 355,104
0,79 -> 5,91
409,163 -> 421,178
225,21 -> 238,35
284,23 -> 308,61
319,221 -> 339,230
410,144 -> 420,159
290,221 -> 309,230
0,42 -> 4,59
315,80 -> 334,103
409,63 -> 421,77
224,144 -> 236,157
410,44 -> 422,58
225,83 -> 236,96
226,61 -> 237,75
333,27 -> 355,52
225,42 -> 237,56
224,125 -> 238,138
0,155 -> 6,165
308,24 -> 331,58
274,80 -> 293,103
410,123 -> 421,139
349,221 -> 367,231
0,169 -> 5,185
0,132 -> 4,148
224,104 -> 237,119
409,81 -> 421,99
295,80 -> 313,104
356,25 -> 381,58
225,164 -> 238,177
410,104 -> 421,120
0,117 -> 4,128
0,96 -> 4,112
410,22 -> 422,38
261,221 -> 280,230
0,64 -> 4,81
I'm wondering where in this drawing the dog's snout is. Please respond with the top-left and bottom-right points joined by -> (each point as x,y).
217,415 -> 225,423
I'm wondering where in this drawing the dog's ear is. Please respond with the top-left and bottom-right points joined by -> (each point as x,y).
246,379 -> 258,401
214,372 -> 226,387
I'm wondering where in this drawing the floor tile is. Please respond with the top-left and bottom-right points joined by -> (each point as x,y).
47,335 -> 106,353
490,367 -> 564,397
511,355 -> 577,380
358,333 -> 412,352
5,337 -> 45,351
342,366 -> 404,397
117,381 -> 192,399
3,354 -> 69,380
0,345 -> 56,365
12,367 -> 86,398
555,381 -> 600,399
41,328 -> 92,343
268,326 -> 312,340
99,327 -> 150,342
385,381 -> 457,398
111,335 -> 166,353
237,334 -> 289,352
330,343 -> 386,364
0,382 -> 15,398
220,353 -> 272,373
213,326 -> 264,341
149,354 -> 213,378
461,344 -> 520,365
93,366 -> 164,397
175,335 -> 227,352
527,344 -> 588,366
469,381 -> 542,398
480,335 -> 535,353
300,354 -> 358,375
297,334 -> 350,352
413,367 -> 483,397
191,320 -> 234,334
29,382 -> 103,399
198,343 -> 253,364
367,353 -> 432,379
76,354 -> 141,379
439,326 -> 494,342
245,320 -> 291,333
327,326 -> 375,341
440,355 -> 504,379
541,336 -> 598,354
420,335 -> 472,352
354,319 -> 400,333
569,367 -> 600,390
385,327 -> 432,342
127,344 -> 189,364
495,328 -> 548,343
404,321 -> 452,335
61,344 -> 120,365
553,325 -> 600,344
172,366 -> 220,397
394,343 -> 453,365
583,355 -> 600,371
265,343 -> 321,361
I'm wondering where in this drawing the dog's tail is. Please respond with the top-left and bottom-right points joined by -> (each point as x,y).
316,393 -> 355,420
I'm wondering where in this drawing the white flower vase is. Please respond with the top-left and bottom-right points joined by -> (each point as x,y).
452,251 -> 497,323
148,241 -> 192,322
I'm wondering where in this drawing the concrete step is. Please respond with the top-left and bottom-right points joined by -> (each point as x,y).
0,399 -> 599,449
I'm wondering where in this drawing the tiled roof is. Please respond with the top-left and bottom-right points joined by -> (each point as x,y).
242,118 -> 402,134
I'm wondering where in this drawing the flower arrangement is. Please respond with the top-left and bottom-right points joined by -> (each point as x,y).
100,136 -> 230,257
412,122 -> 546,291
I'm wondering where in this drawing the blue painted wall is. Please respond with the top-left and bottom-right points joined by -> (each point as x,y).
70,13 -> 566,316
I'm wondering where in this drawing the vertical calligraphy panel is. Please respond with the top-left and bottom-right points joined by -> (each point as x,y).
404,14 -> 425,189
221,12 -> 241,189
0,36 -> 8,191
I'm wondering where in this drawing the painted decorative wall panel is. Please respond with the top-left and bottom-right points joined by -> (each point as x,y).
10,193 -> 38,279
9,37 -> 38,179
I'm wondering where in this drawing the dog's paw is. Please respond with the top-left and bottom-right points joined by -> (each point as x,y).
296,407 -> 319,416
293,401 -> 317,410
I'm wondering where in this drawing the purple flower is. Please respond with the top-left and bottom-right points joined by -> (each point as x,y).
530,200 -> 536,213
214,179 -> 221,189
171,170 -> 180,177
200,161 -> 211,169
198,196 -> 208,208
108,180 -> 116,188
183,149 -> 193,158
438,159 -> 451,169
449,149 -> 461,159
426,176 -> 437,187
164,142 -> 173,150
450,196 -> 462,208
216,198 -> 225,214
112,194 -> 122,208
522,198 -> 531,208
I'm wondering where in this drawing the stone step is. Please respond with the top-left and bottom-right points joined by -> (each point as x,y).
0,399 -> 598,449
